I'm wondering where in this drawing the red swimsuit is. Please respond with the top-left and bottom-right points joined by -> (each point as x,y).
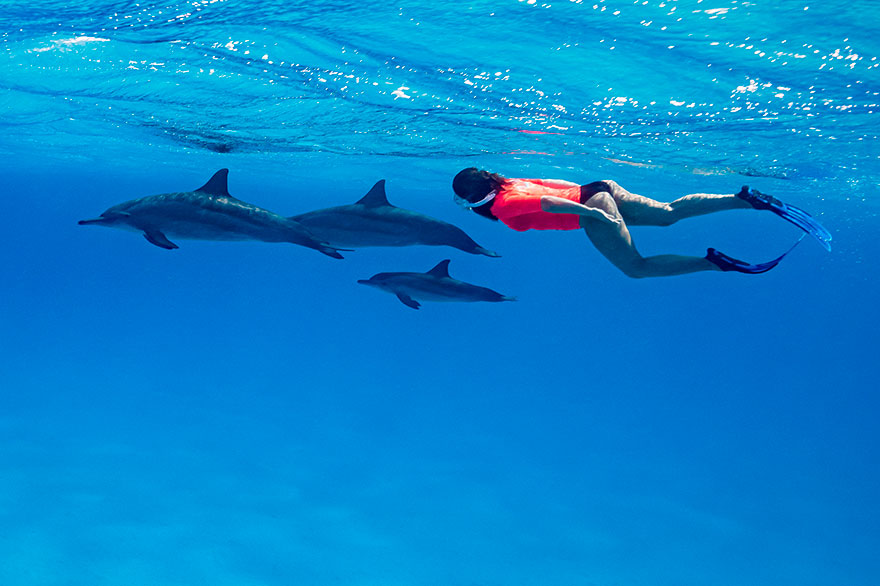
490,178 -> 583,232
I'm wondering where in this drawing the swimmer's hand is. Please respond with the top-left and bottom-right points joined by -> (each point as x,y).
540,196 -> 621,225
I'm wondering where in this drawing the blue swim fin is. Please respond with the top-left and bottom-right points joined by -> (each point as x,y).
706,234 -> 805,274
736,186 -> 832,251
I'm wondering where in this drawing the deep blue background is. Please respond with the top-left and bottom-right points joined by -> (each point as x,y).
1,1 -> 879,585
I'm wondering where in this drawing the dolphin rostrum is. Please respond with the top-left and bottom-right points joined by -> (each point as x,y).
79,169 -> 344,258
357,259 -> 515,310
290,180 -> 500,257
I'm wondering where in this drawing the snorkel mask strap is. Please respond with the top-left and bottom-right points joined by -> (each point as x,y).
454,189 -> 497,209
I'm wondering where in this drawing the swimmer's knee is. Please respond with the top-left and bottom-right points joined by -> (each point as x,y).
587,190 -> 616,211
653,204 -> 678,226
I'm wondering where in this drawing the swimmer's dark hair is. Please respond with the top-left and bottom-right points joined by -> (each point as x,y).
452,167 -> 507,221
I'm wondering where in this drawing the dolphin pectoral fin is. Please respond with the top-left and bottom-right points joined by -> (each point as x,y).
143,230 -> 179,250
396,293 -> 421,310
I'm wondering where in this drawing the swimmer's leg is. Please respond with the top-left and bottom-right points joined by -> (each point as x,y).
581,192 -> 720,278
600,180 -> 751,226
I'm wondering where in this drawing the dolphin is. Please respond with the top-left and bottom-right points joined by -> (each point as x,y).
357,259 -> 515,310
79,169 -> 344,258
290,180 -> 500,257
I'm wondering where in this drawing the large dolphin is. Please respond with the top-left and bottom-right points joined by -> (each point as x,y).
290,180 -> 500,257
79,169 -> 344,258
357,259 -> 515,310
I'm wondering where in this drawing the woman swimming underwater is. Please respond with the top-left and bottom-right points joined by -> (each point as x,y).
451,168 -> 831,278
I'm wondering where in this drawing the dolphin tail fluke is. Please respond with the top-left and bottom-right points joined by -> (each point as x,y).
286,220 -> 348,259
450,234 -> 500,257
475,246 -> 501,258
316,243 -> 347,259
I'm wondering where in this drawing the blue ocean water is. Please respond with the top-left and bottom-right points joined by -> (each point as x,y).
1,0 -> 879,584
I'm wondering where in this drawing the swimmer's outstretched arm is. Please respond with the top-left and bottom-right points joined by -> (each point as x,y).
540,196 -> 620,225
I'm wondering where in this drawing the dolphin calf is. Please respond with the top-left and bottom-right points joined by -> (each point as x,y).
357,259 -> 515,310
79,169 -> 344,258
290,180 -> 500,257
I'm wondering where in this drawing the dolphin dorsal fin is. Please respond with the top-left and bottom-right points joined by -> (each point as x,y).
196,169 -> 230,196
356,180 -> 391,207
426,259 -> 451,278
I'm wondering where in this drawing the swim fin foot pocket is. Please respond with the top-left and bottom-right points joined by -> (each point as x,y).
736,186 -> 832,251
706,248 -> 781,274
706,233 -> 805,274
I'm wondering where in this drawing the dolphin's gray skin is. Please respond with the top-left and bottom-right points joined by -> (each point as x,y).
290,180 -> 500,257
79,169 -> 344,258
357,259 -> 515,310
